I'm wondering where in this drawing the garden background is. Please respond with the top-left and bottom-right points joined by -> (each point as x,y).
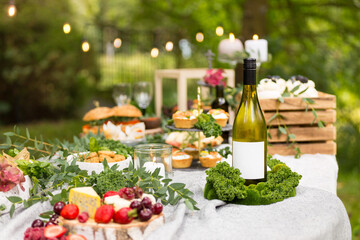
0,0 -> 359,238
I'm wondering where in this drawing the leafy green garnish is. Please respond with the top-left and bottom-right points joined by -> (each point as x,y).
194,113 -> 222,138
204,156 -> 302,205
205,146 -> 232,159
87,161 -> 199,209
87,137 -> 134,158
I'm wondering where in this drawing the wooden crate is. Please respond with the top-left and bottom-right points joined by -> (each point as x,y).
259,92 -> 336,155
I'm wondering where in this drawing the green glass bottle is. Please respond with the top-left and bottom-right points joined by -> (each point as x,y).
232,58 -> 267,185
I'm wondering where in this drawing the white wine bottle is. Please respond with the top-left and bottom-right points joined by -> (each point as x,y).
232,58 -> 267,185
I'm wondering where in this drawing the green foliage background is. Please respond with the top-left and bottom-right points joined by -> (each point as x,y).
0,0 -> 100,123
0,0 -> 359,237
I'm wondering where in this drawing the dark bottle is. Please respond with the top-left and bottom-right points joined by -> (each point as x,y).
211,84 -> 229,112
211,84 -> 230,143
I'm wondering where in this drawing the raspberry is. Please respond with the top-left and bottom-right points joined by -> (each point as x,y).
78,212 -> 89,223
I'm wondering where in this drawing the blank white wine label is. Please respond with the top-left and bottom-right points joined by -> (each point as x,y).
232,141 -> 265,179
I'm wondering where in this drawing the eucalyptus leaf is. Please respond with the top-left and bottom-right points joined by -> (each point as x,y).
10,204 -> 15,218
279,126 -> 287,135
26,128 -> 30,139
7,196 -> 22,204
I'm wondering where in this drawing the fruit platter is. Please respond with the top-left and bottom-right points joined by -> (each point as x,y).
25,186 -> 164,240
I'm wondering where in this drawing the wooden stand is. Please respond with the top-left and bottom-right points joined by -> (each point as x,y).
260,92 -> 336,155
154,68 -> 235,122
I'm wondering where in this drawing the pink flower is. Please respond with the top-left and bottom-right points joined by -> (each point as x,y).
203,69 -> 226,87
0,158 -> 25,192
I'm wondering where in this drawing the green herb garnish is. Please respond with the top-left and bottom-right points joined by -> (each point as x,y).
204,156 -> 302,205
194,113 -> 222,138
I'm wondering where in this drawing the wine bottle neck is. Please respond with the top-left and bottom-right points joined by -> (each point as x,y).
215,85 -> 224,98
243,68 -> 256,85
242,85 -> 258,99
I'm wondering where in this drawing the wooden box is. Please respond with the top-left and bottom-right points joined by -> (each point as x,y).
260,92 -> 336,155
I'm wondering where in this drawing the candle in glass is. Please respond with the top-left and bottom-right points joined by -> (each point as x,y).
143,156 -> 166,177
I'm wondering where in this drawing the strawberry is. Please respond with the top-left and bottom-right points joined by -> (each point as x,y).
66,234 -> 87,240
94,205 -> 115,223
113,207 -> 137,224
60,204 -> 79,220
44,225 -> 67,238
103,191 -> 119,200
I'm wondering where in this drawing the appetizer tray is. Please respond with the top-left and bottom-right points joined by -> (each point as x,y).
165,124 -> 232,132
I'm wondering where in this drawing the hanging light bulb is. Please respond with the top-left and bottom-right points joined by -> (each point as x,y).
63,23 -> 71,34
113,38 -> 122,48
165,41 -> 173,52
8,1 -> 16,17
82,40 -> 90,52
151,48 -> 159,58
196,32 -> 204,42
216,26 -> 224,36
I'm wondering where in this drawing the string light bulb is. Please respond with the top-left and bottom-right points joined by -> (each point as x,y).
165,41 -> 173,52
82,40 -> 90,52
216,26 -> 224,36
63,23 -> 71,34
196,32 -> 204,42
113,38 -> 122,48
8,1 -> 16,17
151,48 -> 159,58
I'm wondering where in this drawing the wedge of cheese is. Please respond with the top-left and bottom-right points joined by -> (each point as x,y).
69,187 -> 101,218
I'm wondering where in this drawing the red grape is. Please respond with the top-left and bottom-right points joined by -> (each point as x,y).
53,201 -> 66,215
132,186 -> 143,198
152,203 -> 163,215
141,197 -> 152,209
130,200 -> 142,212
121,188 -> 135,200
31,219 -> 44,228
139,208 -> 152,221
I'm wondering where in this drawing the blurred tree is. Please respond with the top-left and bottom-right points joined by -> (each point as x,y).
0,0 -> 100,123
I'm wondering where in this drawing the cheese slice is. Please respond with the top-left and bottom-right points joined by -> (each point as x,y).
69,187 -> 101,218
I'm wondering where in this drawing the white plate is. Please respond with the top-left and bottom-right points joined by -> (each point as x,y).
66,152 -> 132,174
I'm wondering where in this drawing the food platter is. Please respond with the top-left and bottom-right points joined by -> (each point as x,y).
165,124 -> 232,132
60,213 -> 164,240
66,152 -> 132,174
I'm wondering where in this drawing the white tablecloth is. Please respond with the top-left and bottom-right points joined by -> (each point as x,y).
0,154 -> 351,240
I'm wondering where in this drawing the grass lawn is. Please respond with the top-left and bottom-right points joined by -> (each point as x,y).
0,119 -> 359,238
338,170 -> 360,239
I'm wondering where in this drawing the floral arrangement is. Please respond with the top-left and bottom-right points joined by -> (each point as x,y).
203,69 -> 226,87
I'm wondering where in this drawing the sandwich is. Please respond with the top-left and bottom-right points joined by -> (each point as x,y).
82,105 -> 143,134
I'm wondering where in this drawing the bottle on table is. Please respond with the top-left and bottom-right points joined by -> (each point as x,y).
211,84 -> 229,112
211,84 -> 230,143
232,58 -> 267,185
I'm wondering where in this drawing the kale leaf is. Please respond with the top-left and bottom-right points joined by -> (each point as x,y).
194,113 -> 222,138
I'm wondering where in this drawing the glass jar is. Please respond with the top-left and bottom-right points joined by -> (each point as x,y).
134,144 -> 172,177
